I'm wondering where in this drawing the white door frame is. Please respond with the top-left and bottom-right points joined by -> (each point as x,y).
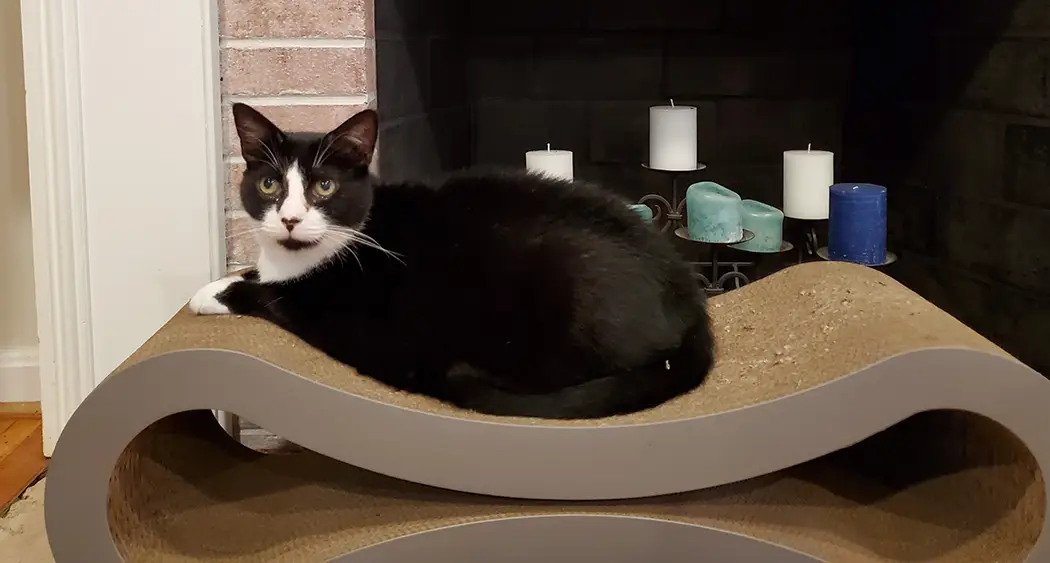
20,0 -> 227,455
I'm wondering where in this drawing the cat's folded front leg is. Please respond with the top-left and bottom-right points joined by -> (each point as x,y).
188,269 -> 262,316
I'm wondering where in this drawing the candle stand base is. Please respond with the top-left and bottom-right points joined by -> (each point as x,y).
783,217 -> 829,263
636,167 -> 828,295
815,247 -> 899,268
637,163 -> 707,233
673,228 -> 794,296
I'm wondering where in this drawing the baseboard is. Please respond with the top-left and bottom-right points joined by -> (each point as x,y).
0,347 -> 41,402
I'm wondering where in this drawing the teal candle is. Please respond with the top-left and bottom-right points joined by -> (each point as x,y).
627,203 -> 654,223
685,182 -> 743,243
731,200 -> 784,253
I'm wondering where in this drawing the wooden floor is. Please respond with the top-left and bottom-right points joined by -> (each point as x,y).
0,402 -> 47,513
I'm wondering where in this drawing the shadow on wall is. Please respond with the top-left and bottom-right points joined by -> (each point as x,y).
844,0 -> 1024,187
373,0 -> 470,182
0,0 -> 38,352
846,0 -> 1050,378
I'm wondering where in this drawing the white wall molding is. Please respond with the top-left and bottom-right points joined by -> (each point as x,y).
199,0 -> 227,284
0,347 -> 41,402
21,0 -> 226,455
19,0 -> 97,455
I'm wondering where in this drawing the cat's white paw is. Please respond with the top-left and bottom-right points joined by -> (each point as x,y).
188,276 -> 241,315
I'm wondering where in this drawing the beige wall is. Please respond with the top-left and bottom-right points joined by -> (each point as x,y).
0,0 -> 37,348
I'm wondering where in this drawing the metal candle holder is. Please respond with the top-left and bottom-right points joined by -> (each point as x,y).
635,162 -> 813,295
815,247 -> 898,267
669,228 -> 797,295
637,163 -> 708,233
673,227 -> 755,294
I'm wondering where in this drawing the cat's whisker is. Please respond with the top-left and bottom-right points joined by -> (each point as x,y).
244,133 -> 282,171
343,233 -> 397,255
226,232 -> 261,240
322,228 -> 353,242
322,231 -> 363,270
315,131 -> 351,168
263,296 -> 284,308
352,239 -> 405,265
325,228 -> 361,245
313,137 -> 335,169
327,240 -> 348,269
345,247 -> 363,271
330,228 -> 405,264
328,225 -> 376,241
226,228 -> 263,240
260,143 -> 281,171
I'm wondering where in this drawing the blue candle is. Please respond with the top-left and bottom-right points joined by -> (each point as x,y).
828,183 -> 887,266
627,203 -> 654,223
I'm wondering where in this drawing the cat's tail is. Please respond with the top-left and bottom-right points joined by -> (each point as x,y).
444,321 -> 715,420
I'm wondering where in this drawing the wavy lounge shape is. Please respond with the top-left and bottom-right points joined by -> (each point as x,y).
44,262 -> 1049,562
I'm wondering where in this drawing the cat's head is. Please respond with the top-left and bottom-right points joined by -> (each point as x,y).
232,103 -> 378,256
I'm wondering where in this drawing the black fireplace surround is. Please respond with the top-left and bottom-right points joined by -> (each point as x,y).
374,0 -> 1050,378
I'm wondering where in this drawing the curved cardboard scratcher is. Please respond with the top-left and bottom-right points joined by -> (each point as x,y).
45,262 -> 1049,562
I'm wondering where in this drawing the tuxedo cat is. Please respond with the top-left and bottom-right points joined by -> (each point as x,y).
189,103 -> 715,419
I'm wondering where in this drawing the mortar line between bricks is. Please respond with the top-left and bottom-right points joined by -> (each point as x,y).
221,37 -> 371,49
225,94 -> 372,106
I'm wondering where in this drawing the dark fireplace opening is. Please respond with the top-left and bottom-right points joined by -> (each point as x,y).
374,0 -> 1050,378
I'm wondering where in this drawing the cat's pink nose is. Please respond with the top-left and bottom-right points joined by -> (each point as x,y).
281,217 -> 301,232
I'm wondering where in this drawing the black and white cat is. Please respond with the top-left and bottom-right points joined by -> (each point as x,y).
189,103 -> 715,419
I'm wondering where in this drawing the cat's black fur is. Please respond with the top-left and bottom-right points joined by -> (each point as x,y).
209,103 -> 715,419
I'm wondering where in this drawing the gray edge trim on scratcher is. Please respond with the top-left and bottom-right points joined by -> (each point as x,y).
331,515 -> 823,563
45,347 -> 1050,562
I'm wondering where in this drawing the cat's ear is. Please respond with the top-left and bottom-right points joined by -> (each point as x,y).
231,103 -> 284,164
320,109 -> 378,165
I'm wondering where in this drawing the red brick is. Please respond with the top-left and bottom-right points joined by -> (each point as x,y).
222,103 -> 371,157
226,214 -> 260,266
219,0 -> 373,38
226,163 -> 245,210
221,47 -> 374,96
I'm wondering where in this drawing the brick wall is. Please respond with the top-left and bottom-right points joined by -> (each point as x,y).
218,0 -> 376,270
844,0 -> 1050,375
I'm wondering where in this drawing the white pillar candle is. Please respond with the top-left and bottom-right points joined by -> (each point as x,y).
783,146 -> 835,219
649,101 -> 697,171
525,144 -> 574,181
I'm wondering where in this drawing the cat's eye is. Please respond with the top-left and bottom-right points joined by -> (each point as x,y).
257,177 -> 280,196
313,179 -> 337,197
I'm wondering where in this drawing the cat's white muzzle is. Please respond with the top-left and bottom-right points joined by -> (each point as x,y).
261,207 -> 329,251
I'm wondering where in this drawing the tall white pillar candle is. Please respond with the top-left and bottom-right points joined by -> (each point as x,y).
649,103 -> 697,171
783,147 -> 835,219
525,144 -> 574,181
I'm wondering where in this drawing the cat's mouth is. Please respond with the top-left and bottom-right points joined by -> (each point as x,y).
277,238 -> 320,251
